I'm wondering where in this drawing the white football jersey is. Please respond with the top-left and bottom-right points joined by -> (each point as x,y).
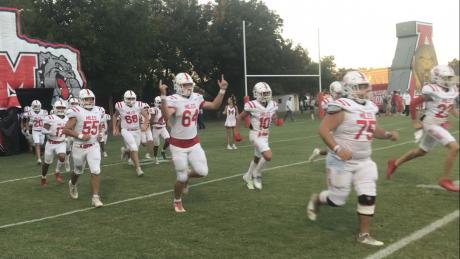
327,98 -> 379,160
166,93 -> 204,139
43,115 -> 68,141
115,101 -> 143,131
66,106 -> 101,144
150,107 -> 166,128
421,84 -> 458,125
100,114 -> 111,133
27,109 -> 49,131
321,96 -> 334,110
244,100 -> 278,135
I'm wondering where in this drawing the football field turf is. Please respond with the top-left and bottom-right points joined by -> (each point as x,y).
0,115 -> 458,258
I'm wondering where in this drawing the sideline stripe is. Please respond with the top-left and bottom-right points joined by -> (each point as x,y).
364,210 -> 459,259
0,138 -> 425,230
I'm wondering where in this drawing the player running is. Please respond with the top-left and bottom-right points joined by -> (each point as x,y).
112,90 -> 149,177
63,89 -> 104,208
40,100 -> 68,186
386,64 -> 459,192
159,72 -> 228,213
307,71 -> 399,246
237,82 -> 280,190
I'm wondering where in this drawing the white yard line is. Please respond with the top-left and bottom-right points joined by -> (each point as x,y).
0,122 -> 410,185
364,210 -> 459,259
0,138 -> 421,230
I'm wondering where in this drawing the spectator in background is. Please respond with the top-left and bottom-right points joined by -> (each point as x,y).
385,94 -> 392,116
402,91 -> 411,116
283,96 -> 295,122
391,91 -> 397,114
396,91 -> 403,114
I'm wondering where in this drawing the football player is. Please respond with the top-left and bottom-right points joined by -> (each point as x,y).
387,65 -> 459,192
308,81 -> 344,162
150,96 -> 171,164
237,82 -> 279,190
307,71 -> 399,246
40,100 -> 68,186
26,100 -> 48,164
159,72 -> 228,212
112,90 -> 149,176
97,106 -> 111,158
63,89 -> 103,208
140,102 -> 154,159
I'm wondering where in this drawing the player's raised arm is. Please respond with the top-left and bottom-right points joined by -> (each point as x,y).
202,74 -> 228,110
159,80 -> 176,121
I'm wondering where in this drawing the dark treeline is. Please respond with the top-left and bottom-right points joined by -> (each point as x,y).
1,0 -> 342,112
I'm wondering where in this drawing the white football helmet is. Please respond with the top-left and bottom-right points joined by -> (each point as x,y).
430,65 -> 457,88
154,96 -> 162,107
142,102 -> 150,110
174,72 -> 195,97
69,97 -> 79,107
79,89 -> 96,110
329,81 -> 343,99
124,90 -> 137,106
253,82 -> 272,103
31,100 -> 41,112
342,71 -> 371,103
23,106 -> 31,113
53,100 -> 67,116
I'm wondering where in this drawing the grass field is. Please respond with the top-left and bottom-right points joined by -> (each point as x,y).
0,114 -> 458,258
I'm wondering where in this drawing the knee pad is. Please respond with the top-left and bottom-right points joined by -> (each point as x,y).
357,195 -> 376,216
176,170 -> 189,183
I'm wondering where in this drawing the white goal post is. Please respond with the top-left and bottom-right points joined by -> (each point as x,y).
242,20 -> 322,96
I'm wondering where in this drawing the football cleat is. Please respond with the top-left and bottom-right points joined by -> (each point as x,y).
37,159 -> 42,165
232,144 -> 237,150
438,179 -> 459,192
68,180 -> 78,199
54,172 -> 63,184
103,152 -> 108,158
145,153 -> 151,159
227,144 -> 233,150
253,177 -> 263,190
307,193 -> 319,221
308,148 -> 321,162
173,200 -> 186,213
153,157 -> 160,165
91,195 -> 103,208
386,159 -> 397,179
40,177 -> 47,187
136,167 -> 144,177
357,233 -> 384,246
242,173 -> 254,190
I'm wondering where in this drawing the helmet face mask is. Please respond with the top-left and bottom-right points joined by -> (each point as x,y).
253,82 -> 272,103
342,71 -> 371,103
69,97 -> 79,107
31,100 -> 41,113
430,65 -> 457,88
124,90 -> 137,107
53,100 -> 67,116
79,89 -> 96,110
174,73 -> 195,97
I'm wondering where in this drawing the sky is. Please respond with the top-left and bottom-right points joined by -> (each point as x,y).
260,0 -> 459,68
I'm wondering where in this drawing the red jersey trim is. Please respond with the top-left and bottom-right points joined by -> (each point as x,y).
169,136 -> 200,148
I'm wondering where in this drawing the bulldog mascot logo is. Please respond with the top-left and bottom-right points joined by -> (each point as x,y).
0,7 -> 86,110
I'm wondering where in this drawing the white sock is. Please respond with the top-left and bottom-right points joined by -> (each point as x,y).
245,160 -> 256,179
56,160 -> 64,173
252,158 -> 267,178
